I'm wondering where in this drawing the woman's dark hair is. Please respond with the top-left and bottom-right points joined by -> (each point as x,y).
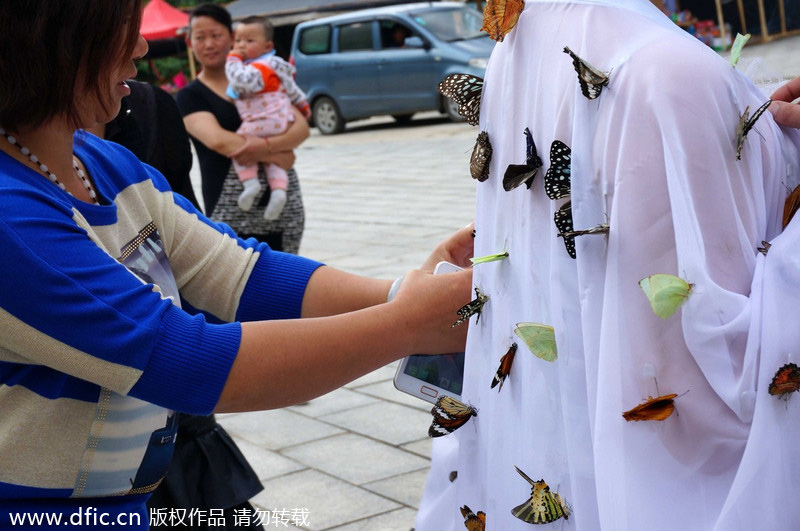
0,0 -> 144,131
190,3 -> 233,34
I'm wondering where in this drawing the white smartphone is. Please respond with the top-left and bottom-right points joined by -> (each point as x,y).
393,261 -> 466,403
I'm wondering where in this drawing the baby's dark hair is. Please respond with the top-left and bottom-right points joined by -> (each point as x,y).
240,15 -> 274,42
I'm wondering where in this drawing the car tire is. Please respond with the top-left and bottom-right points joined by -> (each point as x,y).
442,95 -> 465,123
312,97 -> 345,135
392,114 -> 414,125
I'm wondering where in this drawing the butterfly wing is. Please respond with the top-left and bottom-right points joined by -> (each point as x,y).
429,396 -> 477,437
470,132 -> 493,182
460,505 -> 486,531
503,128 -> 542,191
553,201 -> 576,259
729,33 -> 751,68
622,394 -> 679,421
491,343 -> 517,391
453,287 -> 489,327
783,184 -> 800,228
514,323 -> 557,362
438,74 -> 483,126
638,273 -> 692,319
511,475 -> 567,524
563,46 -> 609,100
544,140 -> 571,200
768,363 -> 800,397
735,100 -> 771,160
481,0 -> 525,42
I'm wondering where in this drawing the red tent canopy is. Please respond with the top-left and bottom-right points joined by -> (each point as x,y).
140,0 -> 189,41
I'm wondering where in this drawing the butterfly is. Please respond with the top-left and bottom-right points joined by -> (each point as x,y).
481,0 -> 525,42
544,140 -> 571,200
735,99 -> 771,160
757,240 -> 771,255
429,395 -> 478,437
453,286 -> 490,327
503,128 -> 542,191
514,323 -> 557,362
783,183 -> 800,228
438,74 -> 483,126
638,273 -> 693,319
460,505 -> 486,531
622,393 -> 680,421
470,251 -> 509,265
729,33 -> 751,68
553,201 -> 576,259
470,131 -> 493,182
563,46 -> 609,100
558,224 -> 609,239
768,363 -> 800,398
491,343 -> 517,391
511,466 -> 570,524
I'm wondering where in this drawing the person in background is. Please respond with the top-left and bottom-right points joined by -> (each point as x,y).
0,1 -> 474,528
178,3 -> 306,254
226,16 -> 311,221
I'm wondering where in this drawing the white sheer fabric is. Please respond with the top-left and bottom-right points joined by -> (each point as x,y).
415,0 -> 800,529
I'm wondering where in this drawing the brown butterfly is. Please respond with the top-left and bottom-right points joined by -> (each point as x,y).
460,505 -> 486,531
429,395 -> 478,437
783,184 -> 800,228
768,363 -> 800,399
563,46 -> 609,100
481,0 -> 525,42
622,393 -> 679,421
470,131 -> 493,182
490,343 -> 517,391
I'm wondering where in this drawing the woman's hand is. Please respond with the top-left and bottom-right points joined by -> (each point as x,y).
420,222 -> 475,273
770,77 -> 800,128
229,135 -> 269,166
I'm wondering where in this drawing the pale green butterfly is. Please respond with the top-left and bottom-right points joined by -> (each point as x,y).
470,251 -> 509,265
638,273 -> 693,319
729,33 -> 751,68
514,323 -> 557,362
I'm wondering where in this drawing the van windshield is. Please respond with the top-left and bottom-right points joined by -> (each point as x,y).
410,7 -> 486,42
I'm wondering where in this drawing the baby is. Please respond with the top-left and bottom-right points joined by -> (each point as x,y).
225,16 -> 311,220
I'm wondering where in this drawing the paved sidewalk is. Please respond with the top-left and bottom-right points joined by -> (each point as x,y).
207,34 -> 800,531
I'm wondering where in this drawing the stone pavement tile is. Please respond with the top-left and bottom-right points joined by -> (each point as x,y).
320,401 -> 432,446
355,379 -> 432,412
362,468 -> 431,509
281,432 -> 429,485
399,438 -> 433,459
252,469 -> 400,530
327,507 -> 417,531
217,409 -> 344,451
288,387 -> 379,417
232,437 -> 306,482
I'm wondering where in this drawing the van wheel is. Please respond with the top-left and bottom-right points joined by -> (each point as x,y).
312,97 -> 345,135
442,95 -> 465,123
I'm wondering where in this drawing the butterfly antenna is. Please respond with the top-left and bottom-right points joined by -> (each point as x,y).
514,465 -> 537,486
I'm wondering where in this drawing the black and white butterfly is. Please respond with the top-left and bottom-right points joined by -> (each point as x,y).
438,74 -> 483,126
544,140 -> 571,200
735,99 -> 771,160
429,395 -> 477,437
453,286 -> 489,327
503,128 -> 543,191
563,46 -> 609,100
553,201 -> 576,259
470,131 -> 493,182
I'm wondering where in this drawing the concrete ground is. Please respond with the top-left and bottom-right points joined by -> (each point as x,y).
198,33 -> 800,530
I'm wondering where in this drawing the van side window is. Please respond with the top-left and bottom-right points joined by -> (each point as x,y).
299,25 -> 331,55
338,22 -> 373,52
379,20 -> 412,49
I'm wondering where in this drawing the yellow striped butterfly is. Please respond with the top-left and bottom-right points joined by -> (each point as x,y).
429,395 -> 477,437
481,0 -> 525,42
490,343 -> 517,391
438,74 -> 483,126
460,505 -> 486,531
514,323 -> 557,362
511,466 -> 570,524
503,128 -> 542,191
470,131 -> 492,182
453,287 -> 489,327
638,273 -> 693,319
735,99 -> 771,160
563,46 -> 609,100
768,363 -> 800,399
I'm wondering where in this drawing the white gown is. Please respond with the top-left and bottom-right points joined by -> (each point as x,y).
415,0 -> 800,529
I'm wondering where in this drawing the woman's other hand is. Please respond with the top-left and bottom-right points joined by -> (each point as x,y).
770,77 -> 800,128
420,222 -> 475,272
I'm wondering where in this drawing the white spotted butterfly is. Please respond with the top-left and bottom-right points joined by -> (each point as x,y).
438,74 -> 483,126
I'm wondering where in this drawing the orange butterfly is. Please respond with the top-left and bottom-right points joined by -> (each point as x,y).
768,363 -> 800,398
460,505 -> 486,531
784,184 -> 800,228
490,343 -> 517,391
429,396 -> 478,437
622,393 -> 679,422
481,0 -> 525,42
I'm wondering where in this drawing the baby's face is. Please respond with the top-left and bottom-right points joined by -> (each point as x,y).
234,23 -> 273,59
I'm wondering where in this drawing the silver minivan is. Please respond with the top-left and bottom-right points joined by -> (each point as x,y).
289,2 -> 494,134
